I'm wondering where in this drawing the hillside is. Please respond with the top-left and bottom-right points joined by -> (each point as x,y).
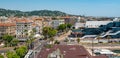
0,8 -> 69,17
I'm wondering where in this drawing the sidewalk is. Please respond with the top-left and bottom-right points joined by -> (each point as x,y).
57,30 -> 71,41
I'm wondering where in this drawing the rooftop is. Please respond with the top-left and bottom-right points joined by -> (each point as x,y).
0,23 -> 15,27
15,19 -> 32,23
37,45 -> 108,58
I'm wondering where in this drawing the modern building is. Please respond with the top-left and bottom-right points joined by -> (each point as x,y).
0,23 -> 16,38
80,18 -> 120,38
16,19 -> 33,41
37,45 -> 108,58
99,21 -> 120,38
85,21 -> 112,28
51,19 -> 65,29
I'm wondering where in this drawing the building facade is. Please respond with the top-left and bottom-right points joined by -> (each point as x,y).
85,21 -> 112,28
51,19 -> 65,29
0,23 -> 16,38
16,19 -> 32,41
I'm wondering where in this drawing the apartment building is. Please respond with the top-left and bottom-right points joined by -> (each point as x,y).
0,23 -> 16,38
32,17 -> 44,34
16,19 -> 33,41
51,19 -> 65,29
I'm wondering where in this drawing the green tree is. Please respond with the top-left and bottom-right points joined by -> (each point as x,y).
43,27 -> 51,38
10,39 -> 19,46
2,34 -> 14,47
43,27 -> 57,38
2,34 -> 14,43
48,29 -> 57,37
0,55 -> 4,58
16,46 -> 27,58
58,24 -> 67,32
66,23 -> 72,29
6,51 -> 20,58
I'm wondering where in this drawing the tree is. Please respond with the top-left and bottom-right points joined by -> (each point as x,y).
76,38 -> 80,44
10,39 -> 19,46
6,51 -> 20,58
43,27 -> 51,38
2,34 -> 14,43
48,29 -> 57,37
0,55 -> 4,58
43,27 -> 57,39
66,23 -> 72,29
2,34 -> 14,47
16,46 -> 28,58
58,24 -> 67,32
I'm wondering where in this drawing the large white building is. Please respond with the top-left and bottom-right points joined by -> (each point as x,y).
16,19 -> 33,41
85,21 -> 113,28
51,19 -> 65,29
74,22 -> 85,29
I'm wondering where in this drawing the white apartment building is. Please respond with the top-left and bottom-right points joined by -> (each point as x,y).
16,19 -> 33,41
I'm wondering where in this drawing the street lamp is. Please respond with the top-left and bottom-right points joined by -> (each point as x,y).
92,38 -> 94,56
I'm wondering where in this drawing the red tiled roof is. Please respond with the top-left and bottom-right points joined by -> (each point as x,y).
15,19 -> 32,23
37,45 -> 91,58
0,23 -> 16,27
37,45 -> 108,58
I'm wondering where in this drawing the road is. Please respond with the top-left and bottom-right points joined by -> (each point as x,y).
30,39 -> 49,58
56,30 -> 71,41
31,30 -> 71,58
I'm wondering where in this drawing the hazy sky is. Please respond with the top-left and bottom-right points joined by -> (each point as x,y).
0,0 -> 120,17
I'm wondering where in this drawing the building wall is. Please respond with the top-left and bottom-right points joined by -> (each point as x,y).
52,19 -> 65,29
74,22 -> 85,29
16,22 -> 32,41
0,25 -> 16,37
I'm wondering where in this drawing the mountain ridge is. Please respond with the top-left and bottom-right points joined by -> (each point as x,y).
0,8 -> 72,17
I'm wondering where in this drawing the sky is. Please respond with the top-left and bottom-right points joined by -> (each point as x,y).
0,0 -> 120,17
